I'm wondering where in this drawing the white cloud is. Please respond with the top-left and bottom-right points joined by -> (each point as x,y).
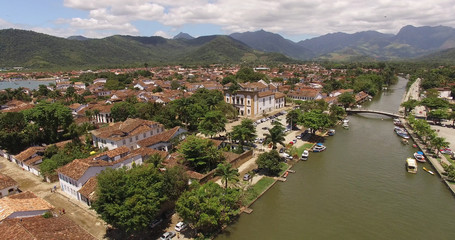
153,30 -> 171,38
30,0 -> 455,39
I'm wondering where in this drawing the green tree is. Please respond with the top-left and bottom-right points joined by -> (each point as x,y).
263,122 -> 286,149
214,163 -> 239,189
401,99 -> 419,116
338,92 -> 356,109
431,137 -> 449,157
111,102 -> 137,122
428,109 -> 449,124
178,135 -> 224,173
176,182 -> 241,235
23,102 -> 73,143
92,165 -> 171,233
230,119 -> 257,148
256,150 -> 282,176
286,109 -> 301,129
300,110 -> 331,134
198,110 -> 227,138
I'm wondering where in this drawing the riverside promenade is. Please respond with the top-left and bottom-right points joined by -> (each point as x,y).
399,77 -> 455,196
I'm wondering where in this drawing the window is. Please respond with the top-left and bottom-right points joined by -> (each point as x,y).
226,97 -> 229,102
123,139 -> 126,145
247,100 -> 250,105
135,136 -> 138,141
143,133 -> 146,138
130,138 -> 132,143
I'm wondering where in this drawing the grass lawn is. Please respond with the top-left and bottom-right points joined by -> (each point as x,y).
296,143 -> 314,156
242,177 -> 275,206
443,153 -> 455,165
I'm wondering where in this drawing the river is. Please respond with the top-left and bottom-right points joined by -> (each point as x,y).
0,80 -> 55,90
217,77 -> 455,240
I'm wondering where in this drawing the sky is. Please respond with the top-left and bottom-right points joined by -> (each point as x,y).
1,0 -> 455,42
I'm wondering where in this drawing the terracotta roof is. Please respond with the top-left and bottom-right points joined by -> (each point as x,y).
258,91 -> 275,98
14,147 -> 45,163
0,215 -> 96,240
91,118 -> 163,141
0,174 -> 18,190
274,92 -> 286,99
78,177 -> 97,200
287,89 -> 321,98
136,126 -> 181,147
0,191 -> 54,221
57,147 -> 166,180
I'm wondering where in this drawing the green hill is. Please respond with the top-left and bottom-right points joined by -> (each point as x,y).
0,29 -> 292,69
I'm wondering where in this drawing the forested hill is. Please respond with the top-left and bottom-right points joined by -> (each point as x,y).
0,29 -> 292,69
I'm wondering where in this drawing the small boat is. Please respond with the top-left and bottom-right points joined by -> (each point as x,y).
393,118 -> 404,127
413,151 -> 426,163
406,158 -> 417,173
343,119 -> 349,124
313,143 -> 326,152
328,129 -> 335,136
394,127 -> 410,139
401,139 -> 409,144
342,122 -> 349,129
283,171 -> 289,178
301,150 -> 309,160
423,167 -> 434,175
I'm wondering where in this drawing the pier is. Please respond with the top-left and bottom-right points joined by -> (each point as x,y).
346,109 -> 402,118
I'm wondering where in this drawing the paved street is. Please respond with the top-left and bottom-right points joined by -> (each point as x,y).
0,156 -> 107,240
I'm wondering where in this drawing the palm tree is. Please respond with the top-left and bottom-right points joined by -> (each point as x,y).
264,123 -> 286,149
214,163 -> 239,189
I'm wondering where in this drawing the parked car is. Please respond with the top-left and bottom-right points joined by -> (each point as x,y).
175,222 -> 187,232
279,147 -> 285,153
150,218 -> 163,229
159,231 -> 176,240
262,126 -> 269,130
243,173 -> 251,181
292,139 -> 297,144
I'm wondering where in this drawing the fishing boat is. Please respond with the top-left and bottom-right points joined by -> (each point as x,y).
394,127 -> 410,139
312,143 -> 326,152
413,151 -> 426,163
423,167 -> 434,175
301,150 -> 309,160
406,158 -> 417,173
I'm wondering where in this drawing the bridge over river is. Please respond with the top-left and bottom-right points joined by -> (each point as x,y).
346,109 -> 403,118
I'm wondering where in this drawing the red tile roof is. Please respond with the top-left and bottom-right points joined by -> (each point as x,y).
0,173 -> 18,190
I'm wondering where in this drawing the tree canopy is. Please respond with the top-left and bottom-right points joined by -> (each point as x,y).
256,150 -> 282,176
178,135 -> 224,173
176,182 -> 241,235
300,109 -> 331,134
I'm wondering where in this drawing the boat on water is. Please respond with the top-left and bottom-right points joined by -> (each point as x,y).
393,118 -> 404,127
342,122 -> 349,129
328,129 -> 335,136
413,151 -> 426,163
301,150 -> 309,160
423,167 -> 434,175
406,158 -> 417,173
313,143 -> 326,152
394,127 -> 410,139
401,138 -> 409,144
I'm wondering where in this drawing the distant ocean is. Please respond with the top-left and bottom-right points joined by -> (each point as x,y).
0,80 -> 55,90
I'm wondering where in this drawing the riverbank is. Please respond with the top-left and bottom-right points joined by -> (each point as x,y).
399,77 -> 455,196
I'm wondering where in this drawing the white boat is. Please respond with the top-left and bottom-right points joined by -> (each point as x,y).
413,151 -> 426,163
342,122 -> 349,129
328,129 -> 335,136
423,167 -> 434,175
343,119 -> 349,124
406,158 -> 417,173
301,150 -> 309,160
313,143 -> 326,152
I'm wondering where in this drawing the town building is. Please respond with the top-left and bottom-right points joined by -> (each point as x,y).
136,126 -> 187,151
0,174 -> 19,198
0,191 -> 53,221
57,147 -> 167,206
11,147 -> 45,176
91,118 -> 165,150
223,81 -> 285,117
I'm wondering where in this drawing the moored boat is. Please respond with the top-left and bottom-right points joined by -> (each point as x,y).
394,127 -> 410,139
301,150 -> 309,160
406,158 -> 417,173
328,129 -> 335,136
413,151 -> 426,163
423,167 -> 434,175
393,118 -> 404,127
312,143 -> 326,152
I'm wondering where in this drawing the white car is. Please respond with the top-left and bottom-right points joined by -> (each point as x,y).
175,221 -> 187,232
159,231 -> 176,240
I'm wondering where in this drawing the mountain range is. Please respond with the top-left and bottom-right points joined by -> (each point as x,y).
1,25 -> 455,68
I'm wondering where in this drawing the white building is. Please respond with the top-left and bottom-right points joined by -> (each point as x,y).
57,147 -> 167,206
91,118 -> 164,150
